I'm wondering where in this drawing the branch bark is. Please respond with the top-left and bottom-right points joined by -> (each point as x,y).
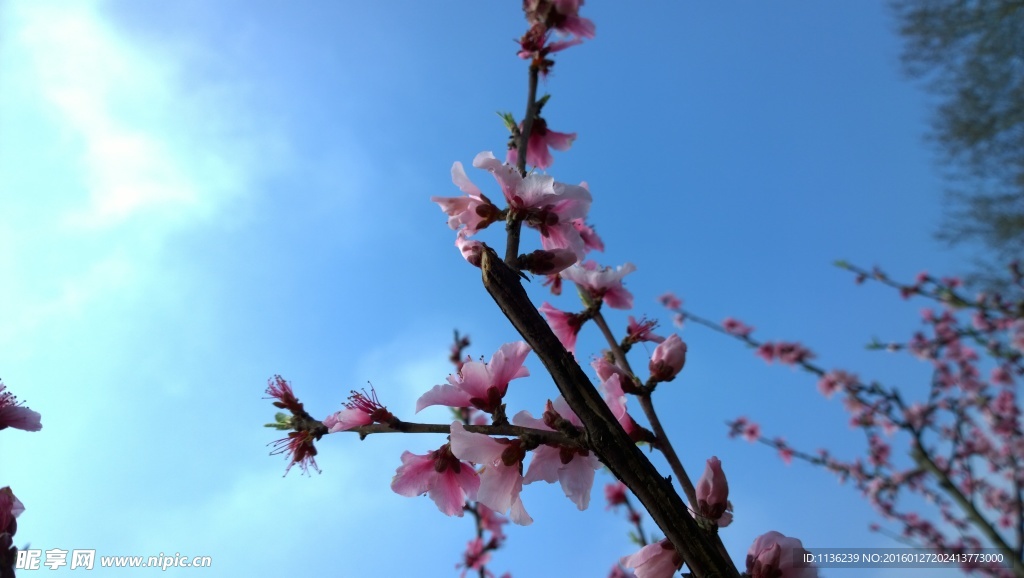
480,246 -> 739,578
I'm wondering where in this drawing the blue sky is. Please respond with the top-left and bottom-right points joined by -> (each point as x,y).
0,1 -> 989,576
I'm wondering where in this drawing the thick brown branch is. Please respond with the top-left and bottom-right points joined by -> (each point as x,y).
480,246 -> 739,578
590,311 -> 700,508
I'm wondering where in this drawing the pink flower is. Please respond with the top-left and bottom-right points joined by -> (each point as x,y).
473,151 -> 592,259
1010,320 -> 1024,354
593,359 -> 642,436
456,537 -> 492,578
391,444 -> 480,516
449,422 -> 532,525
268,430 -> 320,476
324,386 -> 394,432
757,342 -> 814,365
417,342 -> 531,414
573,219 -> 604,252
746,531 -> 817,578
561,261 -> 636,309
456,233 -> 484,267
548,0 -> 596,39
695,456 -> 730,525
657,292 -> 682,310
620,540 -> 681,578
991,365 -> 1014,386
649,334 -> 687,382
520,248 -> 577,276
722,317 -> 754,338
605,481 -> 628,508
542,272 -> 563,295
512,398 -> 601,510
776,438 -> 794,465
816,370 -> 857,399
626,316 -> 665,345
988,389 -> 1020,436
728,417 -> 761,442
0,381 -> 41,432
265,375 -> 305,414
264,375 -> 323,476
476,503 -> 509,542
903,402 -> 930,430
756,342 -> 777,363
776,342 -> 814,365
517,21 -> 583,71
539,303 -> 583,354
745,422 -> 761,441
0,487 -> 23,537
430,162 -> 500,235
592,356 -> 630,383
507,117 -> 576,170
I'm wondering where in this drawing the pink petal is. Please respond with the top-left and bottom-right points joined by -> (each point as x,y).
509,492 -> 533,525
430,195 -> 472,230
621,541 -> 678,578
0,406 -> 42,432
429,468 -> 479,516
559,453 -> 600,510
451,161 -> 483,197
525,133 -> 555,169
324,408 -> 373,432
449,421 -> 504,464
391,451 -> 436,497
545,130 -> 576,151
510,409 -> 548,431
488,342 -> 531,393
516,173 -> 558,208
522,445 -> 562,484
473,151 -> 521,201
540,222 -> 587,261
415,384 -> 471,413
550,396 -> 581,426
455,234 -> 483,267
477,465 -> 520,515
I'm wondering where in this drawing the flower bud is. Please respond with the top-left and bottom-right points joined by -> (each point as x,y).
695,456 -> 729,523
648,334 -> 686,382
520,248 -> 577,276
456,234 -> 483,267
746,531 -> 817,578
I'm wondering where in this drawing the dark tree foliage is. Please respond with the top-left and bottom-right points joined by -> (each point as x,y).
890,0 -> 1024,287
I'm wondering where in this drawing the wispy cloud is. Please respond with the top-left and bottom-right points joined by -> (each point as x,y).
0,0 -> 286,344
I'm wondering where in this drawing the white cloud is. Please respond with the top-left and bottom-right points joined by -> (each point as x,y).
6,0 -> 266,230
0,0 -> 285,342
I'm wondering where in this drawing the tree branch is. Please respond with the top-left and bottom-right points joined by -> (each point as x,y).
480,246 -> 739,578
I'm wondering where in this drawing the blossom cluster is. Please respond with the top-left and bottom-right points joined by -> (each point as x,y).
680,265 -> 1023,577
431,151 -> 597,274
261,2 -> 825,576
1,380 -> 40,575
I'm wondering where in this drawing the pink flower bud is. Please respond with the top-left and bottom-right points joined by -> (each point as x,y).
0,486 -> 24,537
604,481 -> 628,509
648,334 -> 686,382
455,234 -> 484,267
521,248 -> 577,276
695,456 -> 729,523
746,531 -> 817,578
